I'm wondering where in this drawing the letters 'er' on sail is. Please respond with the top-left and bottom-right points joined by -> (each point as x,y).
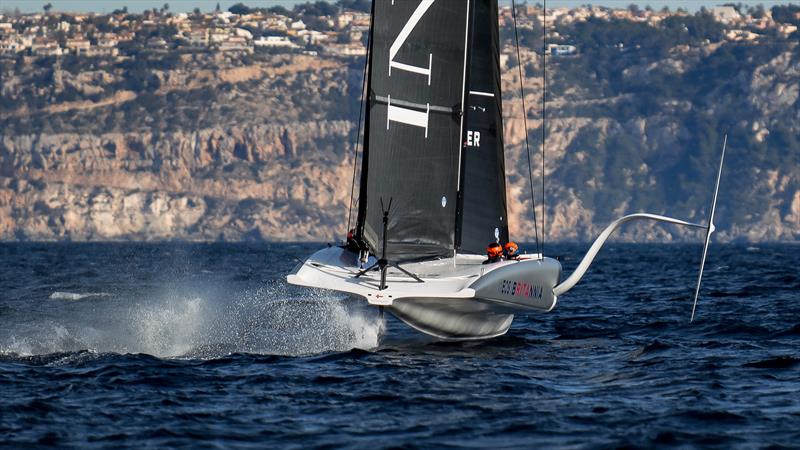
357,0 -> 472,262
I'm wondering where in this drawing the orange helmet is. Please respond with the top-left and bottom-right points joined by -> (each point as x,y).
487,242 -> 503,258
505,242 -> 519,257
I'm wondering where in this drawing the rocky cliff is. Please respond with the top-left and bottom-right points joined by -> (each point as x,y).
1,37 -> 798,243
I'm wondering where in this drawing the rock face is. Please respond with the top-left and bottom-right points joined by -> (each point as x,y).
0,44 -> 798,243
0,122 -> 354,241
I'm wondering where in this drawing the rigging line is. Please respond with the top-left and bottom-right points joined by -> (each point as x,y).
346,21 -> 372,237
511,0 -> 540,255
542,0 -> 547,255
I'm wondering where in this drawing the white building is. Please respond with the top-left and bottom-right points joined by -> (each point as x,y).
234,28 -> 253,39
219,35 -> 251,52
65,38 -> 91,54
254,36 -> 296,48
550,44 -> 577,56
31,38 -> 63,56
327,43 -> 366,57
187,29 -> 208,47
96,33 -> 120,49
0,39 -> 23,54
298,29 -> 330,44
711,6 -> 741,24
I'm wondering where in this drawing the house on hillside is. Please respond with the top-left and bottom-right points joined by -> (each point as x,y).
233,28 -> 252,39
187,29 -> 209,47
725,29 -> 759,41
146,37 -> 168,50
254,36 -> 297,48
337,12 -> 356,29
262,15 -> 288,32
219,35 -> 251,52
550,44 -> 577,56
711,6 -> 741,24
65,38 -> 91,54
96,33 -> 120,49
0,38 -> 23,54
778,24 -> 798,36
31,37 -> 63,56
327,43 -> 366,57
209,28 -> 229,43
299,29 -> 328,45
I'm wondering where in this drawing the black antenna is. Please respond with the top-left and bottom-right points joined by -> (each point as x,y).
378,198 -> 391,290
511,0 -> 541,255
354,197 -> 423,289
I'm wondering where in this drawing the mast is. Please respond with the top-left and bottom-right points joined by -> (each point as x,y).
354,0 -> 377,244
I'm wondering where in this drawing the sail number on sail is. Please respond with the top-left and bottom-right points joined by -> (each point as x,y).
386,0 -> 435,138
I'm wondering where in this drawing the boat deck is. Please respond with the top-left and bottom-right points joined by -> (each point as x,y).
287,246 -> 542,305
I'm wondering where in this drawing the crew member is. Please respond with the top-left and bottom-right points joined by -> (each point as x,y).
345,228 -> 359,253
483,242 -> 503,264
505,241 -> 520,260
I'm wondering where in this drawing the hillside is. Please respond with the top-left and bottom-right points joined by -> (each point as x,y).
0,7 -> 798,243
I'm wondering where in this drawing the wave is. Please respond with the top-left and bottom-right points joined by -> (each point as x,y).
743,356 -> 800,369
49,292 -> 111,301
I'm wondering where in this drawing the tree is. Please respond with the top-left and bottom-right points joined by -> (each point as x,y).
228,3 -> 252,15
267,6 -> 290,16
215,2 -> 221,12
294,1 -> 338,17
749,5 -> 766,19
43,3 -> 52,14
771,5 -> 800,25
337,0 -> 370,12
193,7 -> 201,15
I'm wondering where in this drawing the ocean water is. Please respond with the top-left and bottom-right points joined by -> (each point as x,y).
1,242 -> 798,448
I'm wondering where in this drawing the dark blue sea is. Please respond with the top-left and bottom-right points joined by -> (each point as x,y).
1,242 -> 798,448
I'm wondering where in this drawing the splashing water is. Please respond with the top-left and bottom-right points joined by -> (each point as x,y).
2,284 -> 384,359
49,292 -> 111,301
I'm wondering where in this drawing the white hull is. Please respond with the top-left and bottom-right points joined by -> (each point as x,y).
385,297 -> 514,340
287,246 -> 562,340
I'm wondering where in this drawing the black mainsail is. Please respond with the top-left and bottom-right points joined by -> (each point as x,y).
356,0 -> 507,262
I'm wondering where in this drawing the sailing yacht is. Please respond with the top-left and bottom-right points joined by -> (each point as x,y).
288,0 -> 724,340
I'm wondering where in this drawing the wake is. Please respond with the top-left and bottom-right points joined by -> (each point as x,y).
1,284 -> 384,359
